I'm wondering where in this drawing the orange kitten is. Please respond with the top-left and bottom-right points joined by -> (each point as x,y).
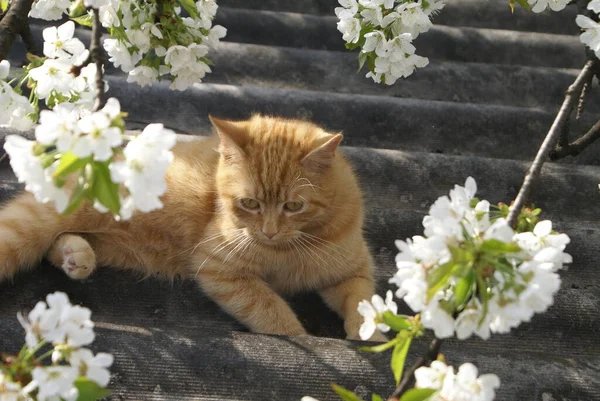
0,115 -> 383,340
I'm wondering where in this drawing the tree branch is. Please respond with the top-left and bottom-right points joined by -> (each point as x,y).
387,338 -> 443,401
90,9 -> 105,111
506,60 -> 598,228
550,119 -> 600,160
0,0 -> 35,61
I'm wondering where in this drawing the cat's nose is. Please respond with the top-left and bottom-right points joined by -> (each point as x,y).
262,229 -> 279,239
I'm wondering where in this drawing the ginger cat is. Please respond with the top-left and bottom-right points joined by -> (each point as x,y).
0,115 -> 383,341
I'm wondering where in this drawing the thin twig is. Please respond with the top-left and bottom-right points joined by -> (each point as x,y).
0,0 -> 35,61
506,60 -> 598,227
387,338 -> 443,401
550,119 -> 600,160
90,9 -> 105,111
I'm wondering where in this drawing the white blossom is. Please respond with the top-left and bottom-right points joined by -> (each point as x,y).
103,38 -> 142,73
109,124 -> 176,218
24,367 -> 78,401
29,0 -> 71,20
0,81 -> 35,132
69,348 -> 114,387
415,360 -> 454,391
357,290 -> 398,340
0,373 -> 23,401
84,0 -> 110,8
4,136 -> 69,213
42,21 -> 85,61
528,0 -> 570,13
421,302 -> 455,339
36,103 -> 80,151
589,0 -> 600,13
415,361 -> 500,401
71,102 -> 123,161
29,59 -> 75,100
0,60 -> 10,79
577,15 -> 600,58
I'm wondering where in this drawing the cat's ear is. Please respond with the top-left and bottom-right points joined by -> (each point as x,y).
209,115 -> 248,163
301,133 -> 343,172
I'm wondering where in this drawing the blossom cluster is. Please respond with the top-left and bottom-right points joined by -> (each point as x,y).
30,0 -> 225,91
335,0 -> 444,84
97,0 -> 226,90
0,61 -> 35,131
4,97 -> 177,219
576,0 -> 600,58
414,361 -> 500,401
358,177 -> 571,341
1,292 -> 112,401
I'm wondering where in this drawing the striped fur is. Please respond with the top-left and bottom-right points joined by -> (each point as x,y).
0,115 -> 382,340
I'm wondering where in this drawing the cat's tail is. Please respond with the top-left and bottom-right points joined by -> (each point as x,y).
0,192 -> 76,282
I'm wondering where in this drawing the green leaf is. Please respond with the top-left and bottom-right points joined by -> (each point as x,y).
52,152 -> 90,180
178,0 -> 199,19
74,377 -> 111,401
391,332 -> 412,385
453,270 -> 475,309
61,182 -> 88,216
68,0 -> 87,17
331,384 -> 364,401
514,0 -> 530,11
358,52 -> 368,72
480,239 -> 520,255
372,394 -> 383,401
359,338 -> 398,353
426,261 -> 454,300
71,14 -> 93,27
92,162 -> 120,216
399,388 -> 437,401
0,0 -> 8,12
381,311 -> 411,332
477,273 -> 490,325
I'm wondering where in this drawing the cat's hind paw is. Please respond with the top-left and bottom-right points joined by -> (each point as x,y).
48,234 -> 97,280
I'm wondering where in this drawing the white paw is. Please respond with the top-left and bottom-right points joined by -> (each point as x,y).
61,244 -> 96,280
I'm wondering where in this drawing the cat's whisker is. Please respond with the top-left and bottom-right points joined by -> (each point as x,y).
194,232 -> 246,277
294,236 -> 326,268
289,238 -> 306,269
186,228 -> 245,258
222,235 -> 250,265
298,233 -> 347,269
300,232 -> 349,259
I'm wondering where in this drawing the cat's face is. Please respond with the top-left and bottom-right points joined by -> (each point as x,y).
213,115 -> 342,246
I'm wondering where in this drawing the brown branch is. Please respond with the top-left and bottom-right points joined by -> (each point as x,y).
90,9 -> 105,111
387,338 -> 443,401
550,119 -> 600,160
576,78 -> 593,120
0,0 -> 35,61
506,60 -> 598,227
20,21 -> 40,56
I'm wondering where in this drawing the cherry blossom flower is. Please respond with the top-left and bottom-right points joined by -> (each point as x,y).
42,21 -> 86,61
69,349 -> 113,387
528,0 -> 570,13
109,124 -> 176,218
357,290 -> 398,340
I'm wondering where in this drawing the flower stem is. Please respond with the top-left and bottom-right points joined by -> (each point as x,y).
387,338 -> 443,401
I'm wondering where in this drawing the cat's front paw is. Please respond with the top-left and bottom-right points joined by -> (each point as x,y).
60,241 -> 96,280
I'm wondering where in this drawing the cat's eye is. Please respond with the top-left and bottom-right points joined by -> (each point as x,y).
284,201 -> 304,212
240,198 -> 260,210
